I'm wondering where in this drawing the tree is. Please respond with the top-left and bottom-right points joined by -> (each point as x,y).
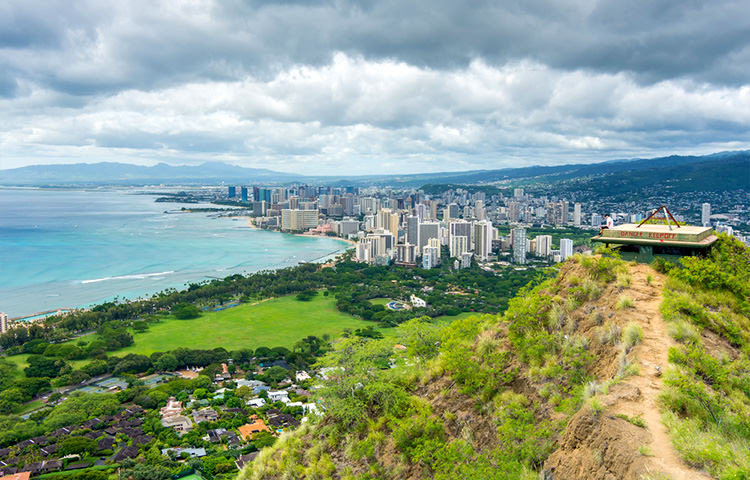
251,431 -> 276,448
172,303 -> 201,320
60,436 -> 97,456
155,353 -> 178,372
25,355 -> 69,378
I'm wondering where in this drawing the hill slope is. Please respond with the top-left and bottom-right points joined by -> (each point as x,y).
239,237 -> 750,480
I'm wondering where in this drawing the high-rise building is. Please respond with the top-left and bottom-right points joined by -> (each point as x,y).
560,238 -> 574,260
450,235 -> 468,258
448,203 -> 460,219
281,209 -> 319,231
419,222 -> 440,251
573,203 -> 582,226
396,243 -> 418,265
360,197 -> 379,214
406,216 -> 419,247
228,186 -> 236,198
338,219 -> 360,236
422,245 -> 439,269
241,187 -> 248,203
546,201 -> 569,226
591,213 -> 603,227
535,235 -> 552,257
701,203 -> 711,227
508,201 -> 521,223
0,312 -> 8,334
514,188 -> 524,199
512,228 -> 527,264
473,220 -> 493,261
449,220 -> 473,249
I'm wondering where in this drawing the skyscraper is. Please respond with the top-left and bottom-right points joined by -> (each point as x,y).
228,186 -> 236,198
507,201 -> 521,223
535,235 -> 552,257
406,215 -> 419,247
560,238 -> 574,260
449,235 -> 468,258
0,312 -> 8,334
241,187 -> 248,203
701,203 -> 711,227
473,220 -> 493,261
512,228 -> 527,264
573,203 -> 582,226
419,222 -> 441,251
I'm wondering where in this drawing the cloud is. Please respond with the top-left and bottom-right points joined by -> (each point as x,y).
0,0 -> 748,173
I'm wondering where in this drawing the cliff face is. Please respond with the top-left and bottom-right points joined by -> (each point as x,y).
239,237 -> 750,480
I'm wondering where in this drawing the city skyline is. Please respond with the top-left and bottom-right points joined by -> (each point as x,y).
1,0 -> 749,174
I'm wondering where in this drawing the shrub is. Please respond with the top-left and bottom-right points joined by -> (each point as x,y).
638,444 -> 654,456
622,323 -> 643,352
616,295 -> 634,309
598,323 -> 621,345
616,271 -> 632,288
667,319 -> 700,344
616,413 -> 646,428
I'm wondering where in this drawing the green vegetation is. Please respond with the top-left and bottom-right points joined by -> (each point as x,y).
243,253 -> 629,479
104,295 -> 368,356
659,235 -> 750,478
622,322 -> 643,352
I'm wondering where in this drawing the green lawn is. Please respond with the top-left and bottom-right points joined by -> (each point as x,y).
108,294 -> 373,355
369,297 -> 392,306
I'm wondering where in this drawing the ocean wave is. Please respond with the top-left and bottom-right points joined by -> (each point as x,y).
81,271 -> 175,284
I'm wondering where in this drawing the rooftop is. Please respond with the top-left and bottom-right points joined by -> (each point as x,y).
593,223 -> 718,248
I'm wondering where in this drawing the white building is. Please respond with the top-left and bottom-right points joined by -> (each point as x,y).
701,203 -> 711,227
449,235 -> 468,258
573,203 -> 582,226
295,371 -> 311,382
410,295 -> 427,308
473,220 -> 494,261
560,238 -> 574,260
268,390 -> 290,404
281,209 -> 318,231
422,244 -> 440,269
0,312 -> 8,334
246,398 -> 266,408
535,235 -> 552,257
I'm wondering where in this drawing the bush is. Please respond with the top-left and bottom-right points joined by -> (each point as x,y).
172,303 -> 201,319
616,295 -> 634,309
622,323 -> 643,352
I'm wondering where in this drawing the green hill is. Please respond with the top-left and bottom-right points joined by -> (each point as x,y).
239,236 -> 750,480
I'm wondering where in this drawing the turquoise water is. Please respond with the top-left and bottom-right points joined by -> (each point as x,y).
0,188 -> 348,318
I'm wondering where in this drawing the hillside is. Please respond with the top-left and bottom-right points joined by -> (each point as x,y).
239,236 -> 750,480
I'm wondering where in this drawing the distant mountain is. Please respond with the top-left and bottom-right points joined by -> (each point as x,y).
1,151 -> 747,188
0,161 -> 300,185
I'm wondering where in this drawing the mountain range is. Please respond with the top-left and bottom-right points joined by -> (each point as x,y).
0,151 -> 748,191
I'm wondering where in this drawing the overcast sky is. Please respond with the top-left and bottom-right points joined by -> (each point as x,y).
1,0 -> 749,175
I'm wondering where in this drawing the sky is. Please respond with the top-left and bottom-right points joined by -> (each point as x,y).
1,0 -> 749,175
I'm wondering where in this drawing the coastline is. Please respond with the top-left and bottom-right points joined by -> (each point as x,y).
242,216 -> 357,246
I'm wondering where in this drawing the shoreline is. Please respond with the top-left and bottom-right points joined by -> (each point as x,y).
243,216 -> 357,247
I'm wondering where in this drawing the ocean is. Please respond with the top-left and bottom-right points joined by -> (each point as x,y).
0,188 -> 349,318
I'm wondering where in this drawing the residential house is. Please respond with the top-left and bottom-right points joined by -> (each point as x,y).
267,414 -> 300,431
295,371 -> 311,382
192,408 -> 219,424
238,416 -> 271,441
267,390 -> 290,404
159,397 -> 183,417
246,397 -> 266,408
160,415 -> 193,435
161,447 -> 206,458
235,452 -> 260,470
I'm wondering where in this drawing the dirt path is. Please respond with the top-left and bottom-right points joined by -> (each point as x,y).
613,265 -> 710,480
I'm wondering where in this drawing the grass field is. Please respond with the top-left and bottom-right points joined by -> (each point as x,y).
369,297 -> 392,306
100,294 -> 373,355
